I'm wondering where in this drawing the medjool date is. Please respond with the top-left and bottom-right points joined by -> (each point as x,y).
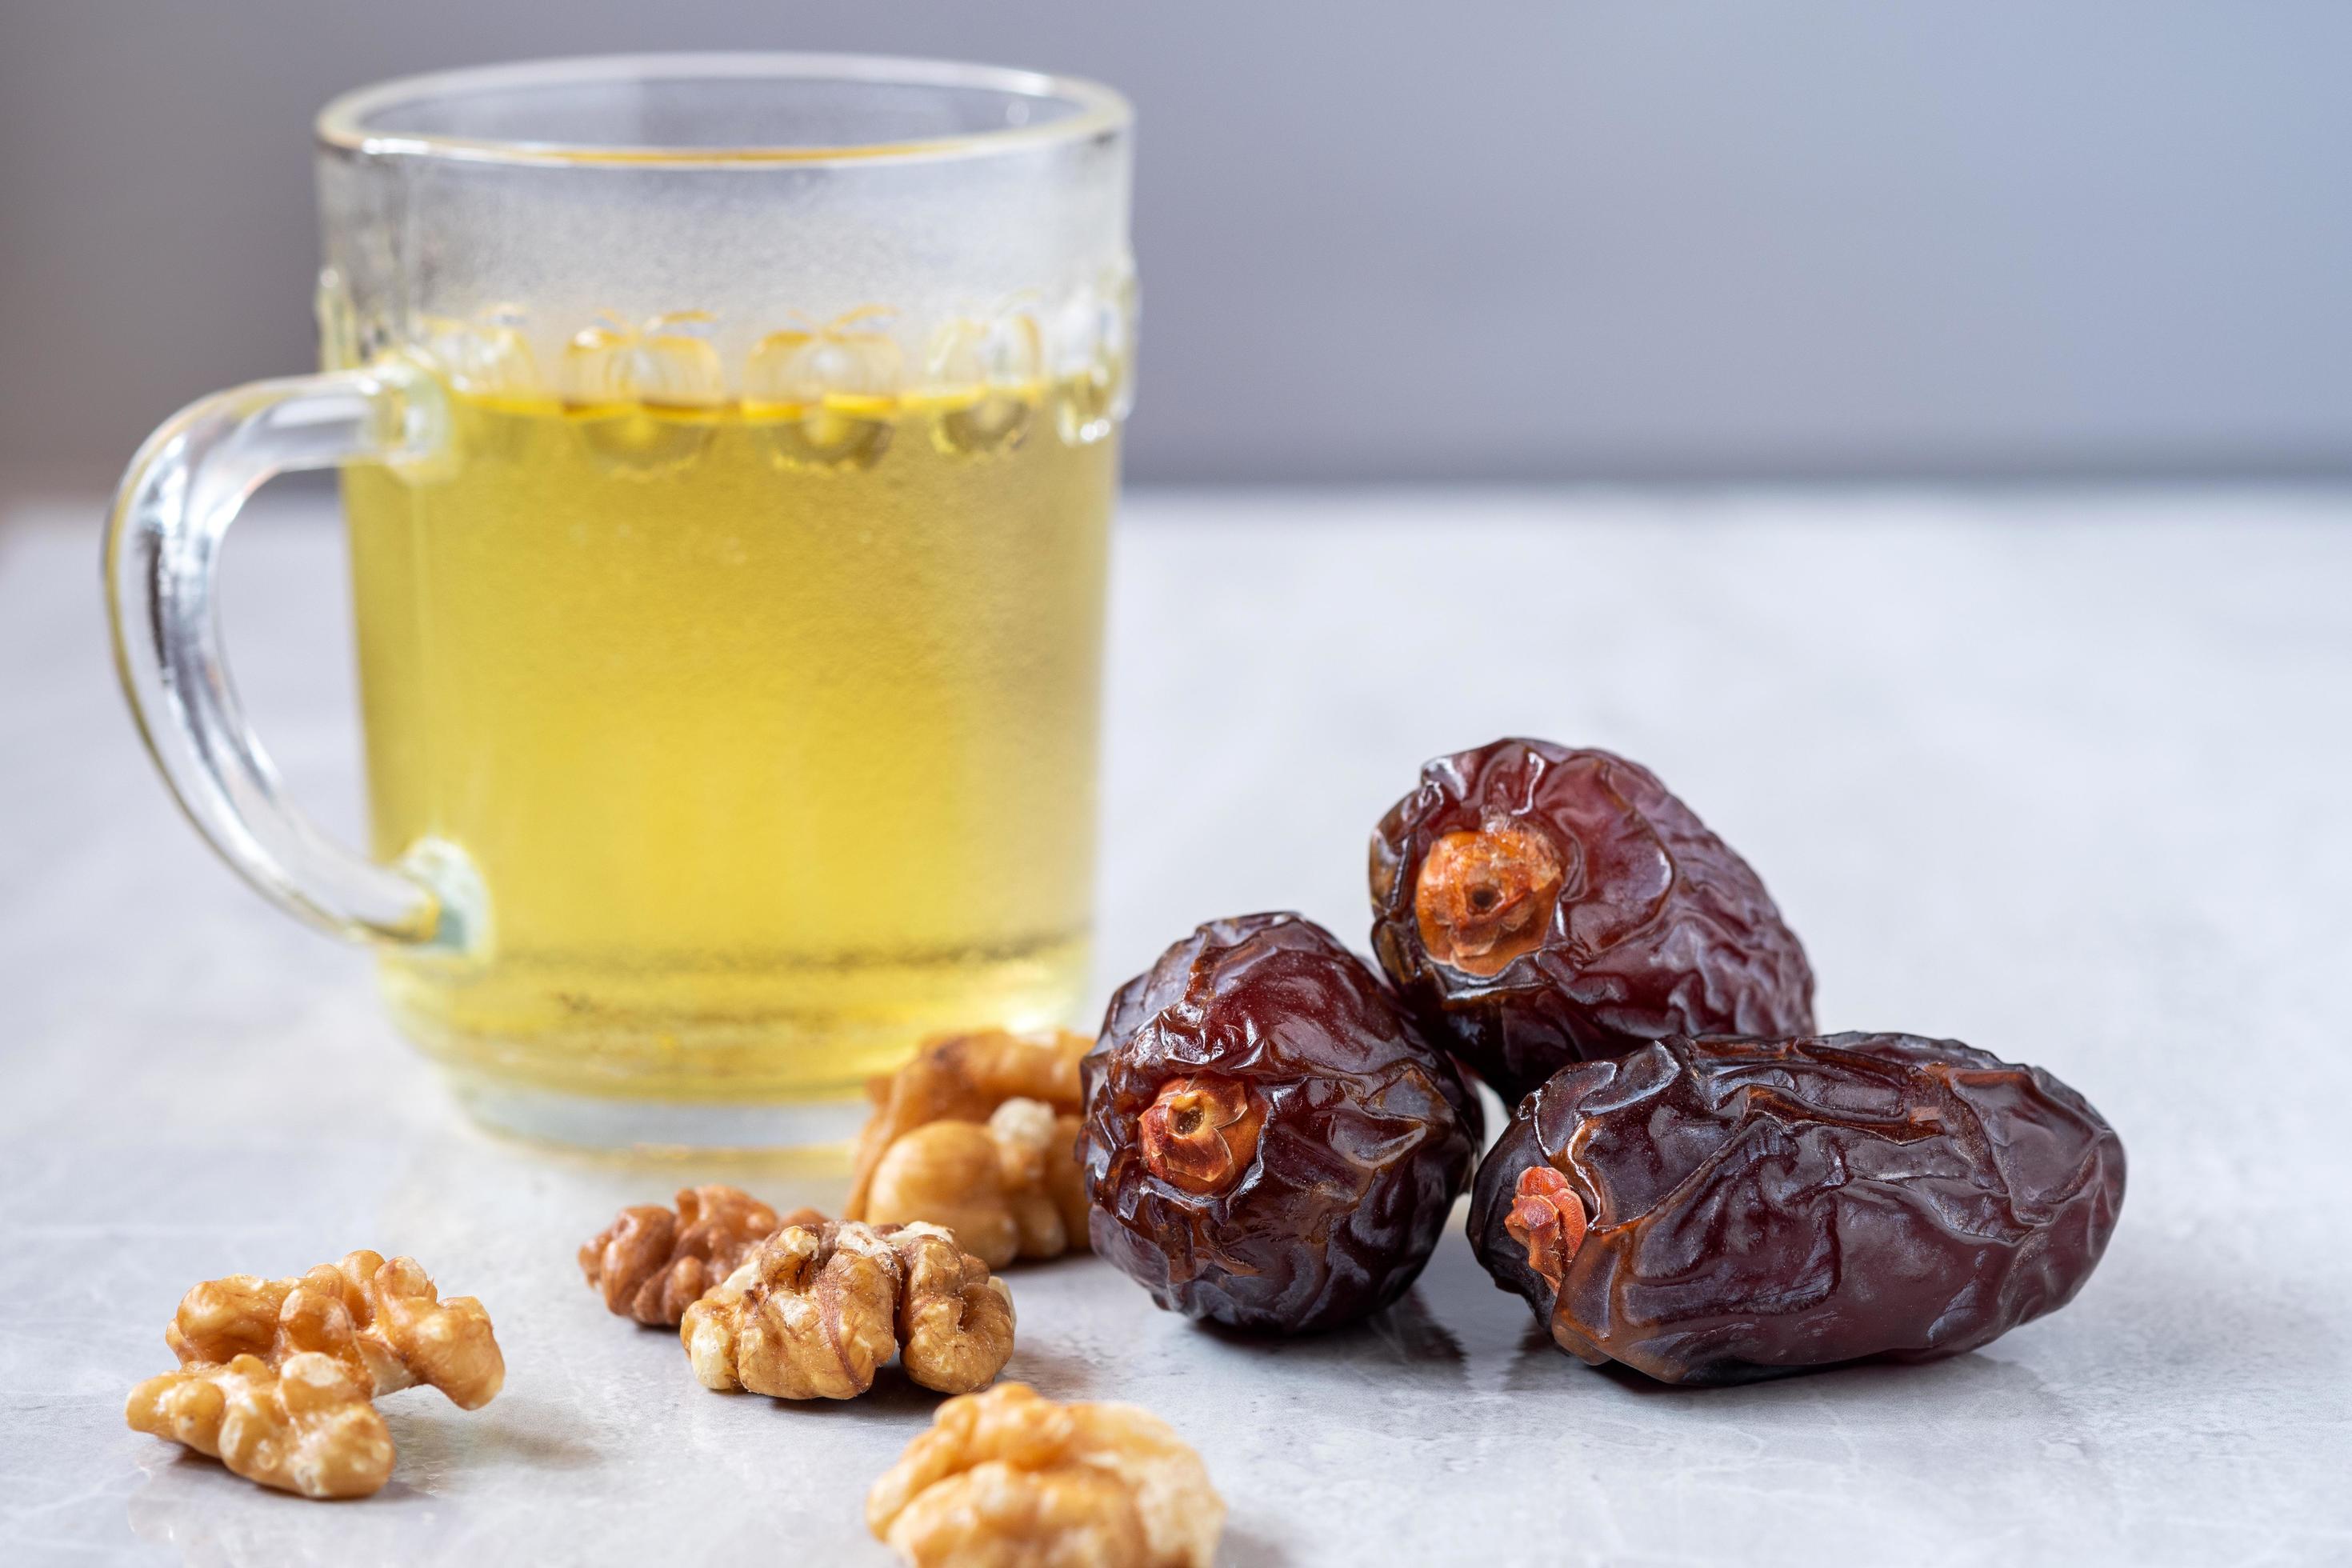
1470,1032 -> 2126,1385
1082,913 -> 1482,1334
1370,739 -> 1816,1100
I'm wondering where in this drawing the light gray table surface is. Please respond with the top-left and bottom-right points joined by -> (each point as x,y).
2,489 -> 2347,1566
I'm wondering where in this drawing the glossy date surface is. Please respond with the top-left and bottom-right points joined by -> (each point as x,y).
1082,913 -> 1482,1334
1470,1032 -> 2126,1385
1370,738 -> 1817,1100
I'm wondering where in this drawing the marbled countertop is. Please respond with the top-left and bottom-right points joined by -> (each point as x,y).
3,490 -> 2347,1565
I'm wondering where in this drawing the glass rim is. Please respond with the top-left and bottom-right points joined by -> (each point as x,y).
316,52 -> 1132,170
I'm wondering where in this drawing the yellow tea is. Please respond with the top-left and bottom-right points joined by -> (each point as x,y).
339,375 -> 1115,1105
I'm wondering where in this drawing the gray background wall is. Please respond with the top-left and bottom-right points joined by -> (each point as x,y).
4,1 -> 2349,492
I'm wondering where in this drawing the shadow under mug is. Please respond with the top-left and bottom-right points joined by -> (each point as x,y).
103,54 -> 1135,1151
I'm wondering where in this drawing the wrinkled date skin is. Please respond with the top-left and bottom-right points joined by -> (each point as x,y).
1370,738 -> 1818,1101
1082,913 -> 1482,1334
1470,1032 -> 2126,1385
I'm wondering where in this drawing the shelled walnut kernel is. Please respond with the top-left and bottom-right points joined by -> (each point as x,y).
166,1250 -> 503,1410
862,1097 -> 1090,1270
127,1353 -> 394,1500
681,1219 -> 1014,1399
847,1029 -> 1092,1268
866,1382 -> 1224,1568
579,1185 -> 822,1326
128,1252 -> 500,1499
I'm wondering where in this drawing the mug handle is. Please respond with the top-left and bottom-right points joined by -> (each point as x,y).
102,359 -> 477,950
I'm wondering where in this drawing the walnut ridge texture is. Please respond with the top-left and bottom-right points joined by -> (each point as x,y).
579,1184 -> 822,1326
847,1028 -> 1093,1267
860,1098 -> 1092,1270
127,1251 -> 502,1498
866,1382 -> 1223,1568
165,1250 -> 503,1410
680,1219 -> 1014,1399
126,1353 -> 396,1500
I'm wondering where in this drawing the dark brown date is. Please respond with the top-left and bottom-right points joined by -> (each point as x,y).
1370,738 -> 1817,1100
1470,1032 -> 2126,1384
1082,912 -> 1482,1334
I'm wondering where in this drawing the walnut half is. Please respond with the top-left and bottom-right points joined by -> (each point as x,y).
133,1252 -> 501,1499
848,1030 -> 1092,1269
866,1382 -> 1224,1568
166,1250 -> 503,1410
579,1185 -> 822,1326
680,1220 -> 1014,1400
126,1353 -> 395,1500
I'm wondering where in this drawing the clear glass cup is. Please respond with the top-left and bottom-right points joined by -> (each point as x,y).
103,55 -> 1134,1150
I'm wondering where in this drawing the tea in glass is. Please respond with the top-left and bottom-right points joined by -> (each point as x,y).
342,372 -> 1114,1107
105,56 -> 1135,1146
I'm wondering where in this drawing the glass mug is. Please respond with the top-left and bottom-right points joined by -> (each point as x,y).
103,56 -> 1134,1150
